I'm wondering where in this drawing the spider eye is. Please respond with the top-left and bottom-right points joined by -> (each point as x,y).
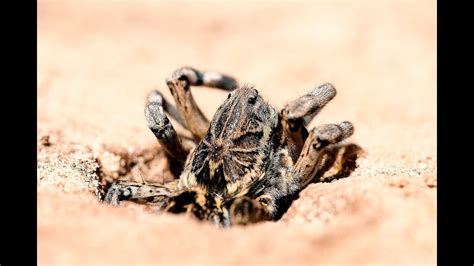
259,197 -> 271,206
227,93 -> 231,99
248,96 -> 257,104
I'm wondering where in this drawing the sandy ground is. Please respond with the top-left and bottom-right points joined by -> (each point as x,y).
38,0 -> 437,265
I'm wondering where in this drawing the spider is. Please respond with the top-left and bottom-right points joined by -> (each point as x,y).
104,66 -> 360,227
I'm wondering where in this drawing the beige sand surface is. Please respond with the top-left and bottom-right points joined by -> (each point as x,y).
38,0 -> 436,265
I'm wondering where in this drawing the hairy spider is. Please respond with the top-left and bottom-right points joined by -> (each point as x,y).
104,67 -> 360,227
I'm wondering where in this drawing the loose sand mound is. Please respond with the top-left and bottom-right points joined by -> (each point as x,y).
38,1 -> 436,265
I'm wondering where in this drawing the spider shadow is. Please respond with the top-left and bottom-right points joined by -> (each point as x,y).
273,143 -> 364,220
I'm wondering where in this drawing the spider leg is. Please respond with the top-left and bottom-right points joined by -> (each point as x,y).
229,196 -> 272,225
313,143 -> 364,183
160,189 -> 231,228
145,91 -> 191,176
166,66 -> 238,141
294,121 -> 354,188
281,83 -> 337,161
147,90 -> 188,130
103,180 -> 177,206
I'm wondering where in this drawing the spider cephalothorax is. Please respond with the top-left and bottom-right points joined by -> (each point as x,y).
182,86 -> 279,194
104,67 -> 360,227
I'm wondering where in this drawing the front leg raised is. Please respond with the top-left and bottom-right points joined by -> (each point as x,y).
166,67 -> 238,141
145,90 -> 190,176
281,83 -> 337,161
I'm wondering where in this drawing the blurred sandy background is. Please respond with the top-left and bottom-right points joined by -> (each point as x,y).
38,0 -> 436,265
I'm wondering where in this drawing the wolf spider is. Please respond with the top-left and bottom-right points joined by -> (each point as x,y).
104,67 -> 360,227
